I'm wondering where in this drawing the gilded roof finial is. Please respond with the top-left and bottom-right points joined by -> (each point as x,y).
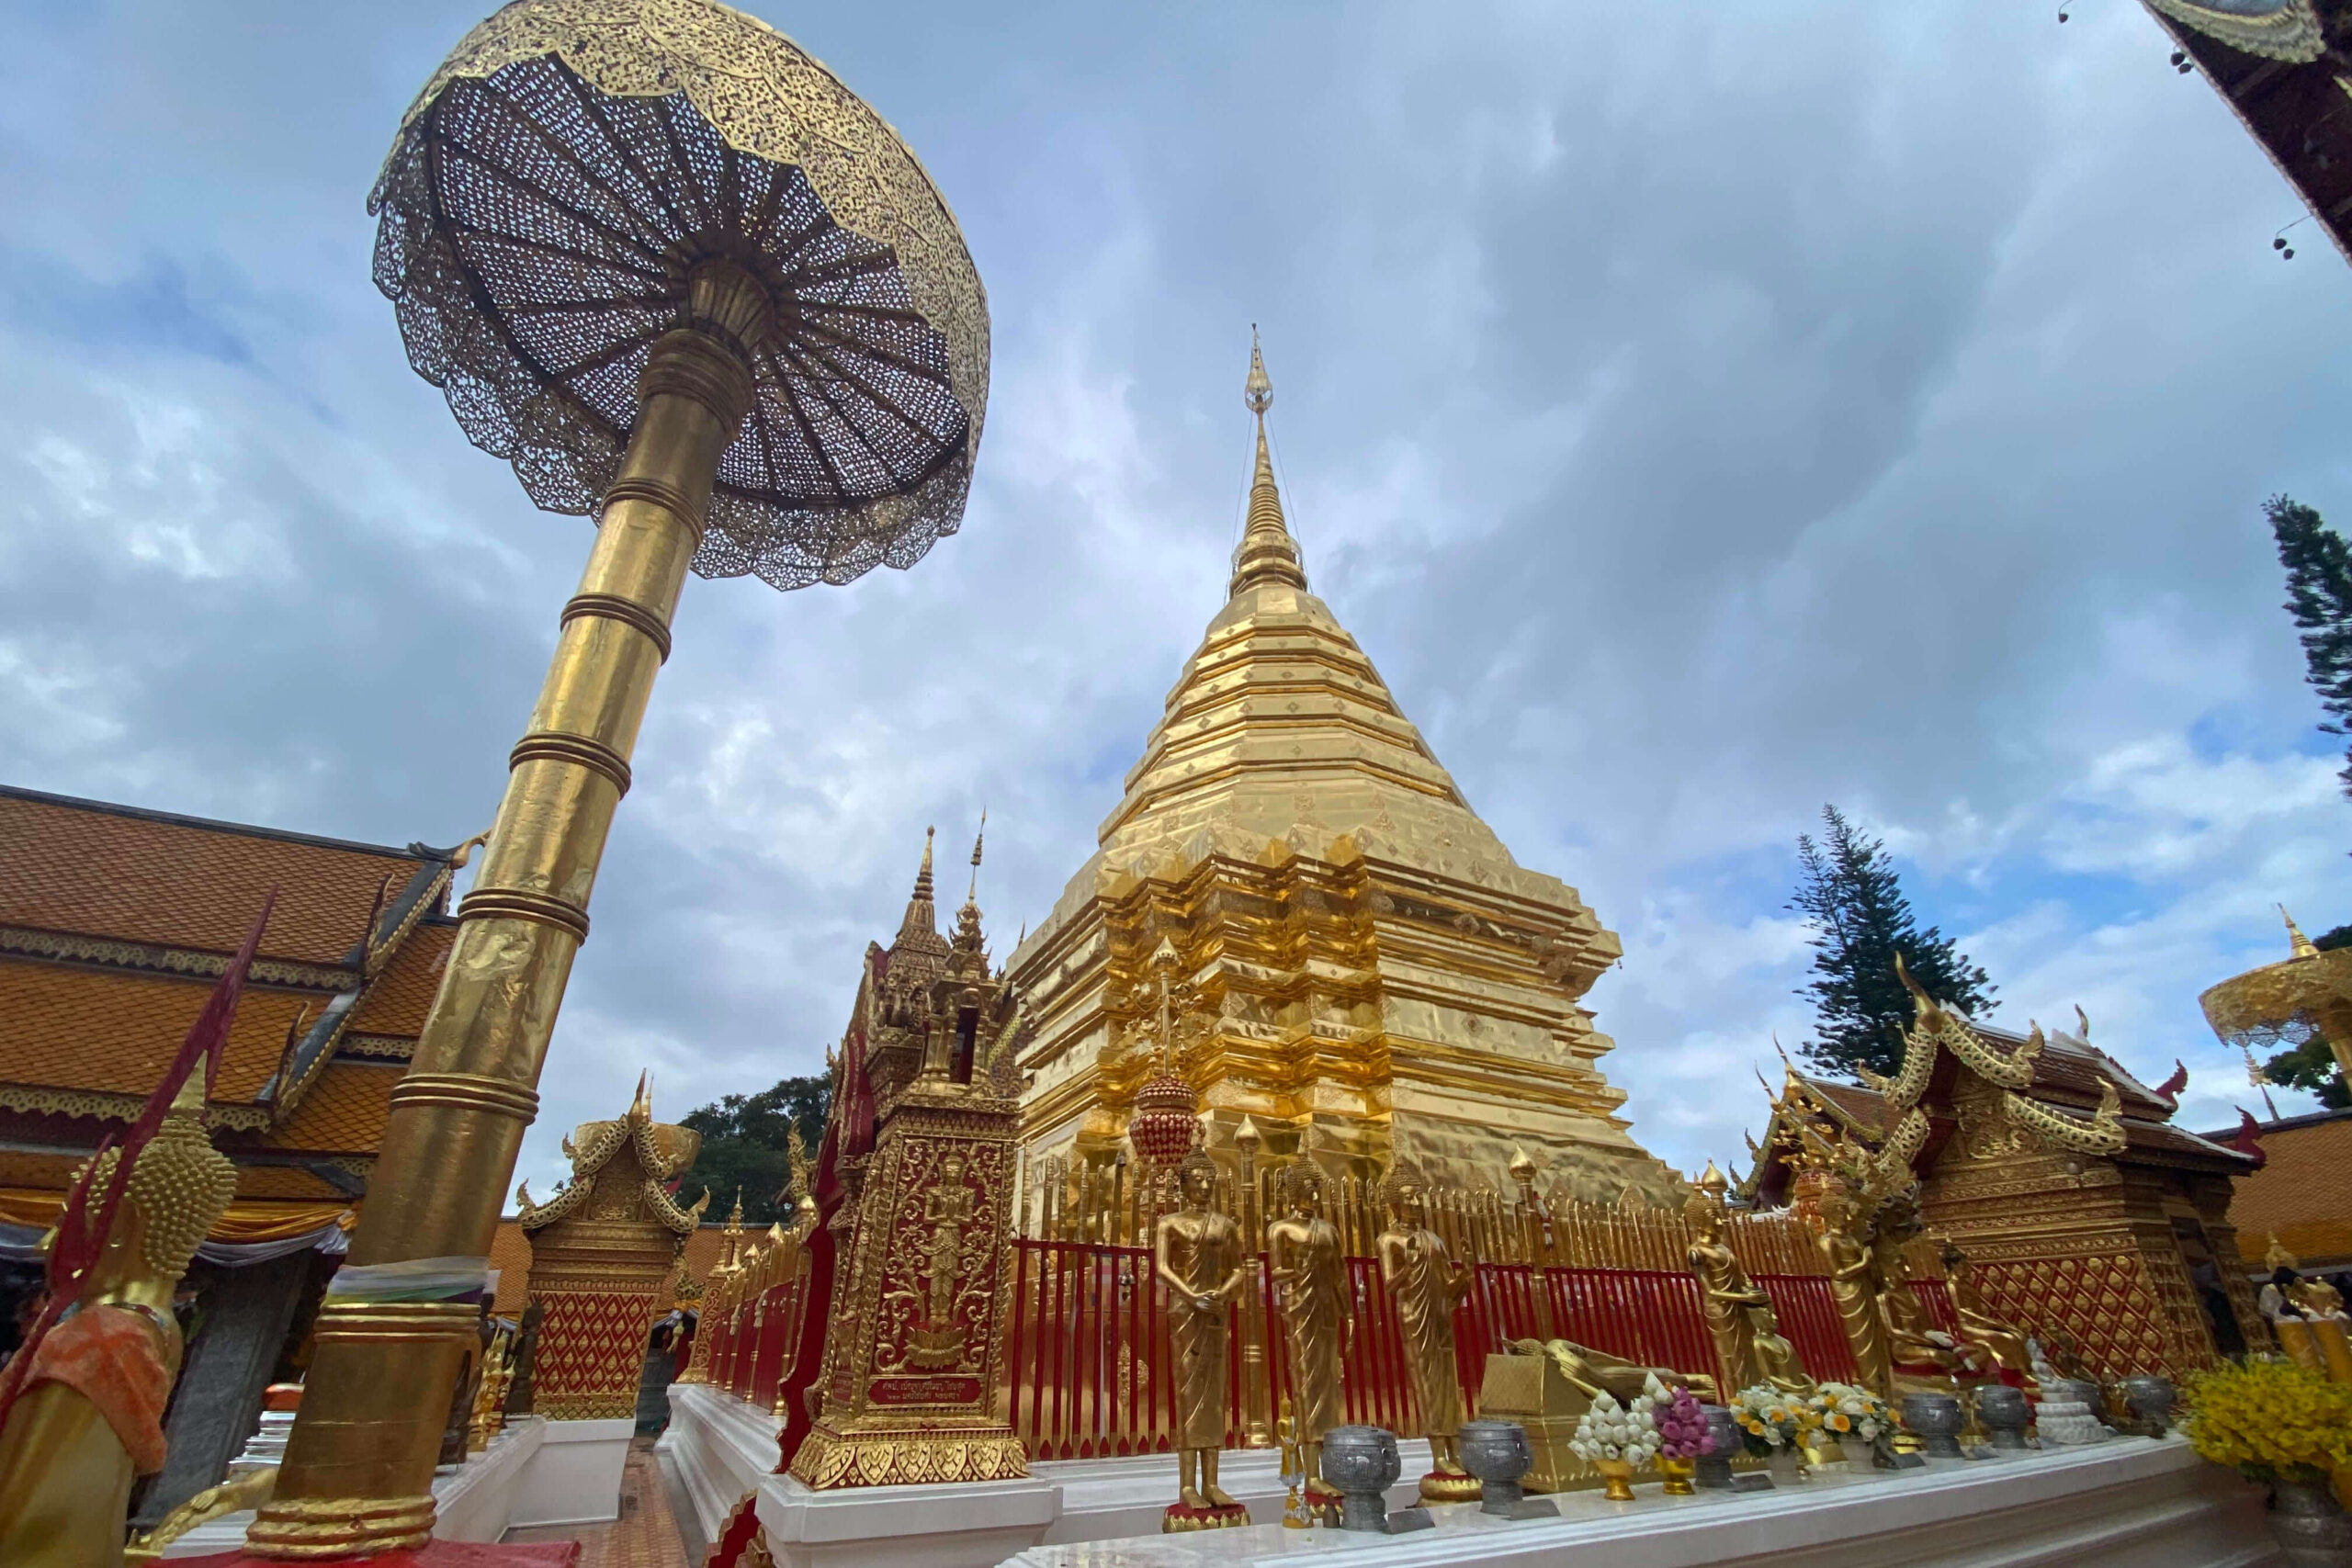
967,808 -> 986,903
1230,327 -> 1306,597
1245,325 -> 1273,418
2283,905 -> 2319,960
897,826 -> 939,942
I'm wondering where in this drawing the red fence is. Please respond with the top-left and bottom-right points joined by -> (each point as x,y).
998,1237 -> 1940,1459
690,1270 -> 810,1416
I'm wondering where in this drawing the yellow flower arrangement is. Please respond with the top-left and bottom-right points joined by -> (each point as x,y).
2181,1358 -> 2352,1483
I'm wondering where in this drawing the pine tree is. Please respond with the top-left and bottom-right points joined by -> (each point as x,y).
2269,493 -> 2352,799
1788,806 -> 1997,1079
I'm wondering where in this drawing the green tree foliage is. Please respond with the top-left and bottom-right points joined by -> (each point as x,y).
1788,805 -> 1997,1080
2262,1036 -> 2351,1111
676,1074 -> 831,1225
2268,494 -> 2352,800
2260,496 -> 2352,1110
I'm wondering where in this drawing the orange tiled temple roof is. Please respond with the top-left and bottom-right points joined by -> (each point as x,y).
262,1063 -> 402,1157
0,784 -> 458,1201
0,960 -> 315,1101
0,785 -> 432,967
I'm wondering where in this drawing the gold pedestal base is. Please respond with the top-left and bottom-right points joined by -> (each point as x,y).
788,1426 -> 1027,1490
1163,1502 -> 1250,1533
242,1495 -> 435,1560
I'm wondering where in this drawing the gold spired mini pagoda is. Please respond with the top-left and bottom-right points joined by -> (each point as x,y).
1009,338 -> 1680,1200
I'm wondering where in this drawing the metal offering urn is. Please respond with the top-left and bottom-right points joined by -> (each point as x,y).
1458,1420 -> 1532,1513
1696,1405 -> 1740,1489
2120,1375 -> 2177,1436
1323,1426 -> 1404,1532
1974,1385 -> 2032,1450
1900,1392 -> 1966,1458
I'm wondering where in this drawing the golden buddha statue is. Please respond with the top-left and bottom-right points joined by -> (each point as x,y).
1506,1337 -> 1717,1406
1682,1175 -> 1810,1395
1816,1187 -> 1894,1395
1154,1149 -> 1247,1521
1266,1162 -> 1345,1505
0,1071 -> 238,1567
1871,1189 -> 1969,1377
1375,1163 -> 1476,1498
1939,1243 -> 2036,1388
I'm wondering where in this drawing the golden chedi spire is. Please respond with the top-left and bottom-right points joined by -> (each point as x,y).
2283,904 -> 2319,960
1007,333 -> 1674,1202
1230,328 -> 1306,596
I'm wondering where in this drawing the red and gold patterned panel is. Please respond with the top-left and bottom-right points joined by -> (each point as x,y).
529,1284 -> 666,1421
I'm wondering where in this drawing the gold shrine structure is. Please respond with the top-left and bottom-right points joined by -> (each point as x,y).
1743,973 -> 2267,1382
514,1078 -> 707,1421
1007,341 -> 1680,1201
786,830 -> 1032,1487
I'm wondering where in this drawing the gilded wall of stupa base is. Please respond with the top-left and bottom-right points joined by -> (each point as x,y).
1011,831 -> 1685,1205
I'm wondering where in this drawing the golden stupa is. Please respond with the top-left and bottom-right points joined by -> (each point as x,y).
1006,337 -> 1681,1200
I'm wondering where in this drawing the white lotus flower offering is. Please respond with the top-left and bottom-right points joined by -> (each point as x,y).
1568,1389 -> 1661,1468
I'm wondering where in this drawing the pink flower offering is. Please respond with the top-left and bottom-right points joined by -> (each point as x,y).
1656,1384 -> 1715,1460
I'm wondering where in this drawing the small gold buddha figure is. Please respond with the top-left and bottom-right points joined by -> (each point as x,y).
1939,1243 -> 2037,1389
1154,1149 -> 1247,1522
1684,1179 -> 1811,1394
1376,1164 -> 1476,1498
1817,1188 -> 1895,1395
1871,1190 -> 1968,1377
1267,1162 -> 1346,1505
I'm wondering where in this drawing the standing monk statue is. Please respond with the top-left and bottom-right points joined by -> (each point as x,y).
1683,1171 -> 1810,1395
1376,1163 -> 1476,1502
1155,1149 -> 1248,1529
1267,1162 -> 1346,1507
1815,1187 -> 1894,1396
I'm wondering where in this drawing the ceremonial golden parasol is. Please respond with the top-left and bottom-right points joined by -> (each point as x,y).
248,2 -> 985,1553
2199,910 -> 2352,1103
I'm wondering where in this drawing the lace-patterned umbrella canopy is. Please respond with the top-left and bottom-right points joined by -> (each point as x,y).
370,0 -> 989,589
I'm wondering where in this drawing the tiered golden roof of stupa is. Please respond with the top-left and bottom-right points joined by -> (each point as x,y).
1008,335 -> 1679,1200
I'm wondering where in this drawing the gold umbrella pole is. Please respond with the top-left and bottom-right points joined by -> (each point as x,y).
247,261 -> 769,1559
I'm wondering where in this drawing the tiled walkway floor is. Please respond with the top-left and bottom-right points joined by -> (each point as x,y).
505,1438 -> 690,1568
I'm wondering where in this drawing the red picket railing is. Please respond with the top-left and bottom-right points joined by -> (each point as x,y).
687,1271 -> 812,1416
1756,1272 -> 1860,1384
694,1232 -> 1962,1454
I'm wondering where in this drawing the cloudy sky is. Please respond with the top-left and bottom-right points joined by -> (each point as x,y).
6,1 -> 2351,1199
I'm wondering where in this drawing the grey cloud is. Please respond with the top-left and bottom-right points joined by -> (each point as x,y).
1,0 -> 2347,1191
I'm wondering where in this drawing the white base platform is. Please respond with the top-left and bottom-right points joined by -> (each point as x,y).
162,1416 -> 550,1557
661,1388 -> 2275,1568
660,1382 -> 787,1545
1011,1437 -> 2276,1568
512,1416 -> 636,1529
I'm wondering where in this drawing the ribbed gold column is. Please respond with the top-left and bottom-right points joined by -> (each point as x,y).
247,260 -> 771,1559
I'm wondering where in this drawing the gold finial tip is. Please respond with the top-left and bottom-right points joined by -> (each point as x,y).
1697,1159 -> 1728,1192
1235,1113 -> 1261,1149
1244,327 -> 1272,417
2283,905 -> 2318,959
1507,1144 -> 1536,1180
